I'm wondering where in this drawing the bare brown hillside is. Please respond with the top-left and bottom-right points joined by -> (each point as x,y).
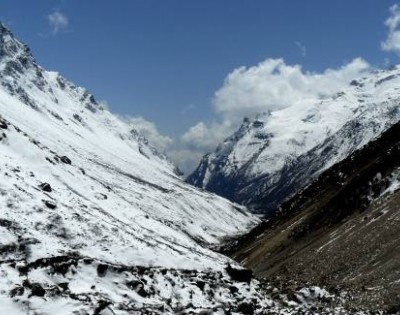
230,122 -> 400,311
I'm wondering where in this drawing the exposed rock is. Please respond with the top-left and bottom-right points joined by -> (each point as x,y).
9,286 -> 24,297
60,155 -> 72,165
97,264 -> 108,277
39,182 -> 52,192
58,282 -> 69,291
236,302 -> 254,315
196,280 -> 206,291
0,119 -> 7,129
225,264 -> 252,283
43,200 -> 57,209
30,283 -> 46,297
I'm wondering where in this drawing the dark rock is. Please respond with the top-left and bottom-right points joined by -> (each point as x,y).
229,285 -> 239,295
83,258 -> 94,264
52,261 -> 75,275
85,103 -> 97,113
225,264 -> 253,283
9,286 -> 24,297
58,282 -> 69,291
73,114 -> 82,122
350,79 -> 363,87
136,286 -> 149,298
237,302 -> 254,315
126,280 -> 149,297
0,218 -> 13,228
126,280 -> 141,290
196,280 -> 206,291
97,264 -> 108,277
0,120 -> 7,129
43,200 -> 57,209
60,156 -> 71,165
39,182 -> 52,192
30,283 -> 46,297
93,299 -> 112,315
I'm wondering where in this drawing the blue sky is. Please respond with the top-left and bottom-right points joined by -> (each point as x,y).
1,0 -> 400,172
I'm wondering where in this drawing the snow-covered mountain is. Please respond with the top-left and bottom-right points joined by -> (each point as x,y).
0,23 -> 270,313
188,66 -> 400,214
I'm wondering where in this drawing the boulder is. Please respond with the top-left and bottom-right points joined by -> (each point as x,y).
60,156 -> 71,165
30,283 -> 46,297
39,183 -> 52,192
225,264 -> 253,283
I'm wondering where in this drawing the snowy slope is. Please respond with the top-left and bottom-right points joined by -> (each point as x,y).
0,23 -> 269,314
188,67 -> 400,213
0,22 -> 259,269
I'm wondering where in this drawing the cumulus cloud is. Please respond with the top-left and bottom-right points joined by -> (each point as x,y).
123,116 -> 201,174
382,4 -> 400,53
168,149 -> 205,175
213,58 -> 369,122
48,10 -> 69,35
182,122 -> 218,150
179,57 -> 370,172
128,116 -> 173,152
125,116 -> 211,174
382,4 -> 400,54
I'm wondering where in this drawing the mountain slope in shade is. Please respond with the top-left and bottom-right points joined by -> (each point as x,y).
188,68 -> 400,214
230,120 -> 400,310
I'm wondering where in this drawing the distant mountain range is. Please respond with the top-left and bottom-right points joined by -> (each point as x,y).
188,66 -> 400,215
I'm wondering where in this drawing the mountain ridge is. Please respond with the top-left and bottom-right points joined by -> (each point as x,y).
188,66 -> 400,214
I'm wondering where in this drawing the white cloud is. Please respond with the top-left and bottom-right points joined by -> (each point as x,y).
48,10 -> 69,35
124,116 -> 201,174
182,122 -> 218,150
295,41 -> 307,57
128,116 -> 173,152
179,57 -> 370,172
168,149 -> 205,175
213,58 -> 369,122
382,4 -> 400,54
180,103 -> 196,114
125,116 -> 210,175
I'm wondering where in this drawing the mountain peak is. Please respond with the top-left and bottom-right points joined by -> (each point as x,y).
0,21 -> 10,34
0,22 -> 33,62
